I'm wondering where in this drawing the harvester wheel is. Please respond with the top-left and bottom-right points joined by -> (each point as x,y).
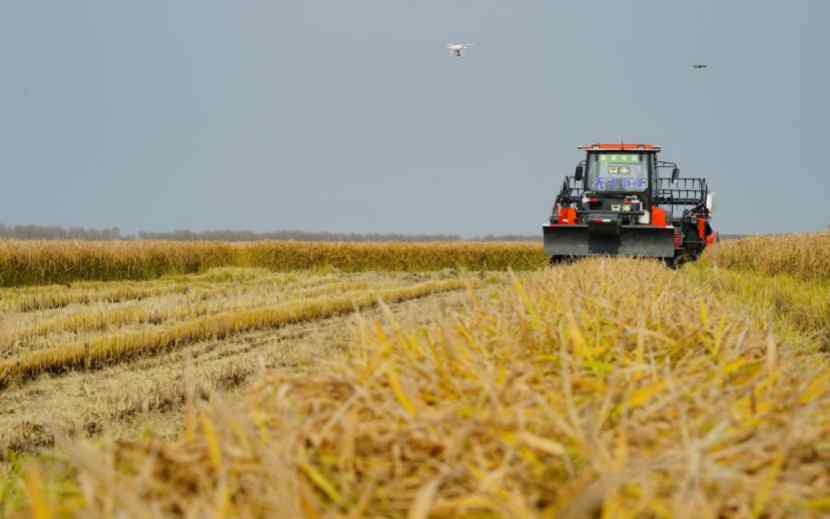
549,255 -> 575,266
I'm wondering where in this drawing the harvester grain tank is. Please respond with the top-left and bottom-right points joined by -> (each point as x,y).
543,143 -> 717,266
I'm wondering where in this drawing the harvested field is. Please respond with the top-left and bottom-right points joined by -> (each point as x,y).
0,236 -> 829,518
0,271 -> 479,460
0,278 -> 470,386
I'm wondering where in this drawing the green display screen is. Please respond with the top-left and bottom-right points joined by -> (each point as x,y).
599,154 -> 640,163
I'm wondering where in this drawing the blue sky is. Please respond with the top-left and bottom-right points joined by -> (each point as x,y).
0,1 -> 825,235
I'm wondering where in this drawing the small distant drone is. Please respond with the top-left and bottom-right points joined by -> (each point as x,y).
447,43 -> 473,57
691,64 -> 708,70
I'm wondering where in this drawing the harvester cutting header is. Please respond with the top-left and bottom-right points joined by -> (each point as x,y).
544,143 -> 717,267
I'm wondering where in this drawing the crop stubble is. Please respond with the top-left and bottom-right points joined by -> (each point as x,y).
2,234 -> 830,517
52,258 -> 824,518
0,268 -> 484,460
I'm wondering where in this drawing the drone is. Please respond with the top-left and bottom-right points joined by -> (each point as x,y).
447,43 -> 473,57
691,64 -> 708,70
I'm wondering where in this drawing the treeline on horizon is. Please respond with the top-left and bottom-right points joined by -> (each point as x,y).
0,224 -> 540,242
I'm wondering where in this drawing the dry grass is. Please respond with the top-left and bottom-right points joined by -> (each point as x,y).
0,240 -> 544,287
0,282 -> 476,464
0,267 -> 479,470
1,282 -> 196,313
3,233 -> 830,517
0,276 -> 380,355
10,259 -> 828,518
0,275 -> 471,387
0,267 -> 295,312
683,264 -> 830,352
703,231 -> 830,280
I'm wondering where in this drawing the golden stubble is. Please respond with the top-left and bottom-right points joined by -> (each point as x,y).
15,258 -> 827,518
0,269 -> 483,464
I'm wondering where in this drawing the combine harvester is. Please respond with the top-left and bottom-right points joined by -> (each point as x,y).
544,143 -> 717,267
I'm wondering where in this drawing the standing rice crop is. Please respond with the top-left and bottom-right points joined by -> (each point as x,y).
702,231 -> 830,280
0,241 -> 235,287
236,241 -> 545,272
0,240 -> 545,287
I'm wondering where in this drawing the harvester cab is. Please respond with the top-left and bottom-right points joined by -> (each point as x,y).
544,143 -> 716,266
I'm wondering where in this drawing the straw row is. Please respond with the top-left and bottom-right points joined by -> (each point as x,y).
0,280 -> 383,354
0,268 -> 292,313
0,278 -> 469,387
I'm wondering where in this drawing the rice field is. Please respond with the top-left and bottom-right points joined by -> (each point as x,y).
0,240 -> 544,286
702,230 -> 830,280
0,234 -> 829,518
0,267 -> 483,385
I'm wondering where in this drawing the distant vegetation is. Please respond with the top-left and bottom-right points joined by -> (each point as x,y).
135,229 -> 466,242
0,224 -> 540,242
0,224 -> 122,241
1,223 -> 757,243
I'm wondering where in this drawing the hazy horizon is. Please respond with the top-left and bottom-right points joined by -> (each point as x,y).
1,1 -> 827,236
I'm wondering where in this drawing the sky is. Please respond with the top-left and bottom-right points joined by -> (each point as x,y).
0,1 -> 826,236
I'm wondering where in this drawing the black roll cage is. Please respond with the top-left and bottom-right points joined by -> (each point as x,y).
554,151 -> 710,221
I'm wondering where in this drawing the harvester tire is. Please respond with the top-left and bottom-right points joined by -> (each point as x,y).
549,255 -> 576,266
664,257 -> 680,270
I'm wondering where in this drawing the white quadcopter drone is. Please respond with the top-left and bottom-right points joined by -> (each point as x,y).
447,43 -> 473,57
